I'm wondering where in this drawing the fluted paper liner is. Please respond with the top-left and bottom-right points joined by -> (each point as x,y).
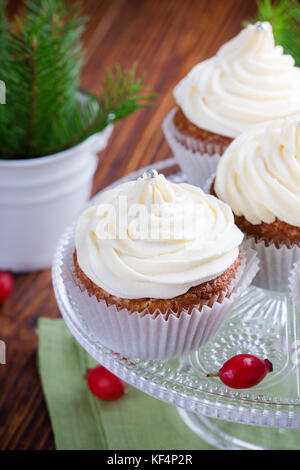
203,173 -> 216,195
163,108 -> 228,188
59,235 -> 258,360
244,238 -> 300,292
289,261 -> 300,311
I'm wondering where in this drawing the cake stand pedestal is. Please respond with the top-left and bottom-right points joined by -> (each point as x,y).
177,411 -> 300,450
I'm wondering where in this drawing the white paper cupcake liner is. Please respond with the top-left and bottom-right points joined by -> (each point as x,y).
243,238 -> 300,293
60,239 -> 258,360
162,108 -> 228,188
289,261 -> 300,311
203,172 -> 216,194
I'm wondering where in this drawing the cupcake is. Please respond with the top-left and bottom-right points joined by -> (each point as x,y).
67,169 -> 257,360
163,21 -> 300,187
214,117 -> 300,292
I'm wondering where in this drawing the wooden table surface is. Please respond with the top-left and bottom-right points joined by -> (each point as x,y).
0,0 -> 256,450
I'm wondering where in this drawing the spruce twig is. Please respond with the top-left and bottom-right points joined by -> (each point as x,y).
42,64 -> 157,155
0,0 -> 156,159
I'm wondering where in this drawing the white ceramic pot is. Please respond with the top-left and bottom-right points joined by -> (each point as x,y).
0,125 -> 113,272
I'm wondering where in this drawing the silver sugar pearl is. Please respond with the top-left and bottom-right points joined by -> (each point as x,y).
256,22 -> 267,31
145,169 -> 158,179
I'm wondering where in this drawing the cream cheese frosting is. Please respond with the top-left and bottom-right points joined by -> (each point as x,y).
215,118 -> 300,226
75,171 -> 243,299
174,22 -> 300,138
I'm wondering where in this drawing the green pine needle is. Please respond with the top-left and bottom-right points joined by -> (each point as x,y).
0,0 -> 156,159
48,64 -> 157,155
246,0 -> 300,66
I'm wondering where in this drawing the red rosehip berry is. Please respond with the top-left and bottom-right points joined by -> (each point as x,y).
0,272 -> 13,302
206,354 -> 273,389
86,365 -> 126,401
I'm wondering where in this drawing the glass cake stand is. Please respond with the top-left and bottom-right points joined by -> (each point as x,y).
52,158 -> 300,450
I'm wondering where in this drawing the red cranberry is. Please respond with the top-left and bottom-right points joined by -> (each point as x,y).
206,354 -> 273,389
86,365 -> 127,401
0,272 -> 13,302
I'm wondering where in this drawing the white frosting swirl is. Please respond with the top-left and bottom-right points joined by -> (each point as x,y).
174,22 -> 300,138
215,118 -> 300,226
75,172 -> 243,299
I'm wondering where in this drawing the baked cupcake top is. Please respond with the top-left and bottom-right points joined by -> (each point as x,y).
215,118 -> 300,226
75,171 -> 243,299
174,22 -> 300,138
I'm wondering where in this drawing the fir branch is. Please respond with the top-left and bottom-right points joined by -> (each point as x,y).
28,38 -> 37,153
0,0 -> 15,153
0,0 -> 86,157
247,0 -> 300,66
45,64 -> 157,155
0,0 -> 156,159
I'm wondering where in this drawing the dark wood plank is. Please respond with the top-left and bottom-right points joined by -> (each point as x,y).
0,0 -> 256,450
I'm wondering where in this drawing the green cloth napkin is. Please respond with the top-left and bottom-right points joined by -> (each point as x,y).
37,318 -> 300,450
37,318 -> 215,450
